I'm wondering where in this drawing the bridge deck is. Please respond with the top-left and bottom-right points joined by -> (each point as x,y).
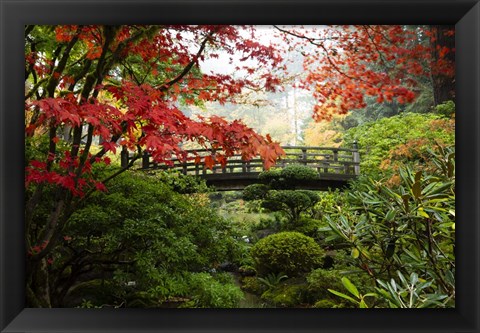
121,145 -> 360,191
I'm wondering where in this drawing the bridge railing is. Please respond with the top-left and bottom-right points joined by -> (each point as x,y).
121,143 -> 360,177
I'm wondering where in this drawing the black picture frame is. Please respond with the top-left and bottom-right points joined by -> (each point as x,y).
1,0 -> 479,332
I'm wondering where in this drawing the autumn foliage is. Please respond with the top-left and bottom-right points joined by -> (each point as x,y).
25,26 -> 285,198
275,25 -> 455,120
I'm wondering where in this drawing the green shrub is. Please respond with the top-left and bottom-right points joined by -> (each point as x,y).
61,171 -> 242,307
152,170 -> 210,194
322,146 -> 455,306
286,217 -> 323,238
261,284 -> 307,307
258,273 -> 288,290
238,265 -> 257,277
243,184 -> 269,201
251,232 -> 324,276
212,272 -> 236,285
280,165 -> 318,183
344,113 -> 455,176
434,100 -> 455,117
252,215 -> 284,232
258,165 -> 318,189
241,276 -> 266,295
186,273 -> 244,308
258,168 -> 282,185
306,269 -> 345,302
313,299 -> 337,308
261,190 -> 319,223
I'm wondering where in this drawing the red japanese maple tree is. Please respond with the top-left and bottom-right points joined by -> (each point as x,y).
25,25 -> 285,306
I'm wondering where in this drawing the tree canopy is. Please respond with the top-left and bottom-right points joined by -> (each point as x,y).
24,24 -> 455,308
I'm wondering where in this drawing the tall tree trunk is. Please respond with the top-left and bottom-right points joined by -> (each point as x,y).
430,25 -> 455,106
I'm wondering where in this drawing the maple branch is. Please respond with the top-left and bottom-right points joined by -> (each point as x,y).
88,121 -> 128,165
108,25 -> 162,67
158,28 -> 219,91
46,123 -> 58,171
120,60 -> 143,85
71,26 -> 118,176
45,26 -> 83,98
274,25 -> 369,85
368,25 -> 396,45
362,25 -> 430,91
74,27 -> 121,188
68,59 -> 93,92
25,34 -> 37,81
77,26 -> 161,167
25,78 -> 49,101
361,25 -> 393,74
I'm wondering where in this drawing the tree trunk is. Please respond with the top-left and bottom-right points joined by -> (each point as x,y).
430,25 -> 455,106
27,258 -> 52,307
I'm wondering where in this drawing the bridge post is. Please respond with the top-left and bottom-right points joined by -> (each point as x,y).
142,151 -> 150,169
324,155 -> 330,173
301,148 -> 307,165
353,141 -> 360,175
120,146 -> 128,168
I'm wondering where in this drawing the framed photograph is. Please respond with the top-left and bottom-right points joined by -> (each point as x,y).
1,0 -> 479,332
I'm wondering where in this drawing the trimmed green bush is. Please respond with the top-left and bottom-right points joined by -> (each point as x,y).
251,231 -> 324,276
258,165 -> 318,189
287,217 -> 323,238
258,168 -> 282,184
280,165 -> 319,183
243,184 -> 269,201
261,190 -> 319,223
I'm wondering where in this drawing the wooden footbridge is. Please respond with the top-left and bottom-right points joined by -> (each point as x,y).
121,144 -> 360,191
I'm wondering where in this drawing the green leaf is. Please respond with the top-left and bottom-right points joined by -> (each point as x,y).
359,299 -> 369,308
351,248 -> 360,259
417,207 -> 430,218
409,272 -> 418,285
385,209 -> 396,222
328,289 -> 358,304
358,247 -> 372,260
325,235 -> 341,242
341,277 -> 360,298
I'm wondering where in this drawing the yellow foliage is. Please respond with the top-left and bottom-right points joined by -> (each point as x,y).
303,114 -> 345,147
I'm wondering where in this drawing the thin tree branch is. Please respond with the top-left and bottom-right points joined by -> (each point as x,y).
158,28 -> 219,91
